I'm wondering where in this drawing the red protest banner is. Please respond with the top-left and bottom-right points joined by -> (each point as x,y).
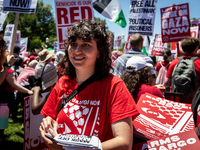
151,34 -> 168,56
55,0 -> 93,50
133,130 -> 200,150
132,93 -> 194,140
160,3 -> 190,43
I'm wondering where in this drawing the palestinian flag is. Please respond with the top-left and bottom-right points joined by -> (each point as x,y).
93,0 -> 127,28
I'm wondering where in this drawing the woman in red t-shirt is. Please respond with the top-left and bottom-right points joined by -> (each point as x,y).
39,20 -> 139,150
0,36 -> 14,143
121,56 -> 165,103
155,49 -> 171,80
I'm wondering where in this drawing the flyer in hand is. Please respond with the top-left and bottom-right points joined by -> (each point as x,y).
46,133 -> 102,150
133,93 -> 194,139
133,130 -> 200,150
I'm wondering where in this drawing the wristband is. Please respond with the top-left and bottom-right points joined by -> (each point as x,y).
3,62 -> 11,68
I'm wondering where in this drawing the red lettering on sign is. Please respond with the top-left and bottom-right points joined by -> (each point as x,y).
58,28 -> 63,43
57,8 -> 69,24
81,6 -> 92,20
70,7 -> 80,23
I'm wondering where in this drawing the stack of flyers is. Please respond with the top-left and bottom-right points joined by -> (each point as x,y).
46,133 -> 102,150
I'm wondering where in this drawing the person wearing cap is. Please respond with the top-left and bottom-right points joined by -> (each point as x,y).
112,33 -> 154,77
35,49 -> 58,92
121,56 -> 164,103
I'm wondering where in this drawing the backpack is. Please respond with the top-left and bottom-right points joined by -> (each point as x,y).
156,61 -> 170,85
171,56 -> 199,98
191,86 -> 200,139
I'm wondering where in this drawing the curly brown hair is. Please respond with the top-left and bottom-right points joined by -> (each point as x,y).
60,20 -> 112,80
121,66 -> 152,101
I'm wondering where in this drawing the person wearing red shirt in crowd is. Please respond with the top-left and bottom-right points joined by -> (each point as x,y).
121,56 -> 164,104
155,49 -> 171,92
39,20 -> 139,150
0,35 -> 15,143
165,37 -> 200,103
155,49 -> 171,76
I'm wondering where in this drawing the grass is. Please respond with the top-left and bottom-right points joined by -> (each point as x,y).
0,105 -> 24,150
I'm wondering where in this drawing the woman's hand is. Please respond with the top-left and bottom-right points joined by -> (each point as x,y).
28,90 -> 33,95
7,55 -> 15,66
155,84 -> 166,96
39,116 -> 63,150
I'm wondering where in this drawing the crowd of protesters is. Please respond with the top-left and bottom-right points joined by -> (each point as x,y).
1,20 -> 200,149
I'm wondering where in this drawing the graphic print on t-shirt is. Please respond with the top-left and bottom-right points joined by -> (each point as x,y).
57,94 -> 101,137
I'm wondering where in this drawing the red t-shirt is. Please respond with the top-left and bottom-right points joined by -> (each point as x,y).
155,61 -> 170,72
41,75 -> 139,142
135,84 -> 164,103
0,68 -> 15,92
166,53 -> 200,103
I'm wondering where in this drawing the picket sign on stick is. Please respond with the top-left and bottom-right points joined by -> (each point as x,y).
9,13 -> 19,55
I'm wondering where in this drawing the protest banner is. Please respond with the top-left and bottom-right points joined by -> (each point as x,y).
132,93 -> 194,140
20,37 -> 28,53
128,0 -> 157,36
4,24 -> 15,53
151,34 -> 168,56
114,35 -> 122,49
123,35 -> 149,53
0,0 -> 9,31
24,93 -> 48,150
55,0 -> 93,51
15,30 -> 21,47
160,3 -> 190,43
191,19 -> 200,39
3,0 -> 38,13
148,37 -> 155,56
171,26 -> 199,54
133,130 -> 200,150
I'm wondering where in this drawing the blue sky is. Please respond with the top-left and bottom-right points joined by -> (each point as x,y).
43,0 -> 200,41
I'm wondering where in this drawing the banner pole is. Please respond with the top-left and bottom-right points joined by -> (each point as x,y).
10,13 -> 19,55
176,42 -> 180,57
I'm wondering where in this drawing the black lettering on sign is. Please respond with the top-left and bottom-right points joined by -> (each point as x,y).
10,0 -> 30,8
8,27 -> 13,31
5,32 -> 11,36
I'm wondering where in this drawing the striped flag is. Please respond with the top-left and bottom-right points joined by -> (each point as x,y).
93,0 -> 127,28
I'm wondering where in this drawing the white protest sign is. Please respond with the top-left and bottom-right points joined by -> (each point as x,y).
114,35 -> 122,49
20,37 -> 28,53
128,0 -> 157,36
3,0 -> 38,13
24,93 -> 48,150
4,24 -> 14,52
148,37 -> 155,56
15,30 -> 21,47
0,0 -> 9,31
55,0 -> 93,51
